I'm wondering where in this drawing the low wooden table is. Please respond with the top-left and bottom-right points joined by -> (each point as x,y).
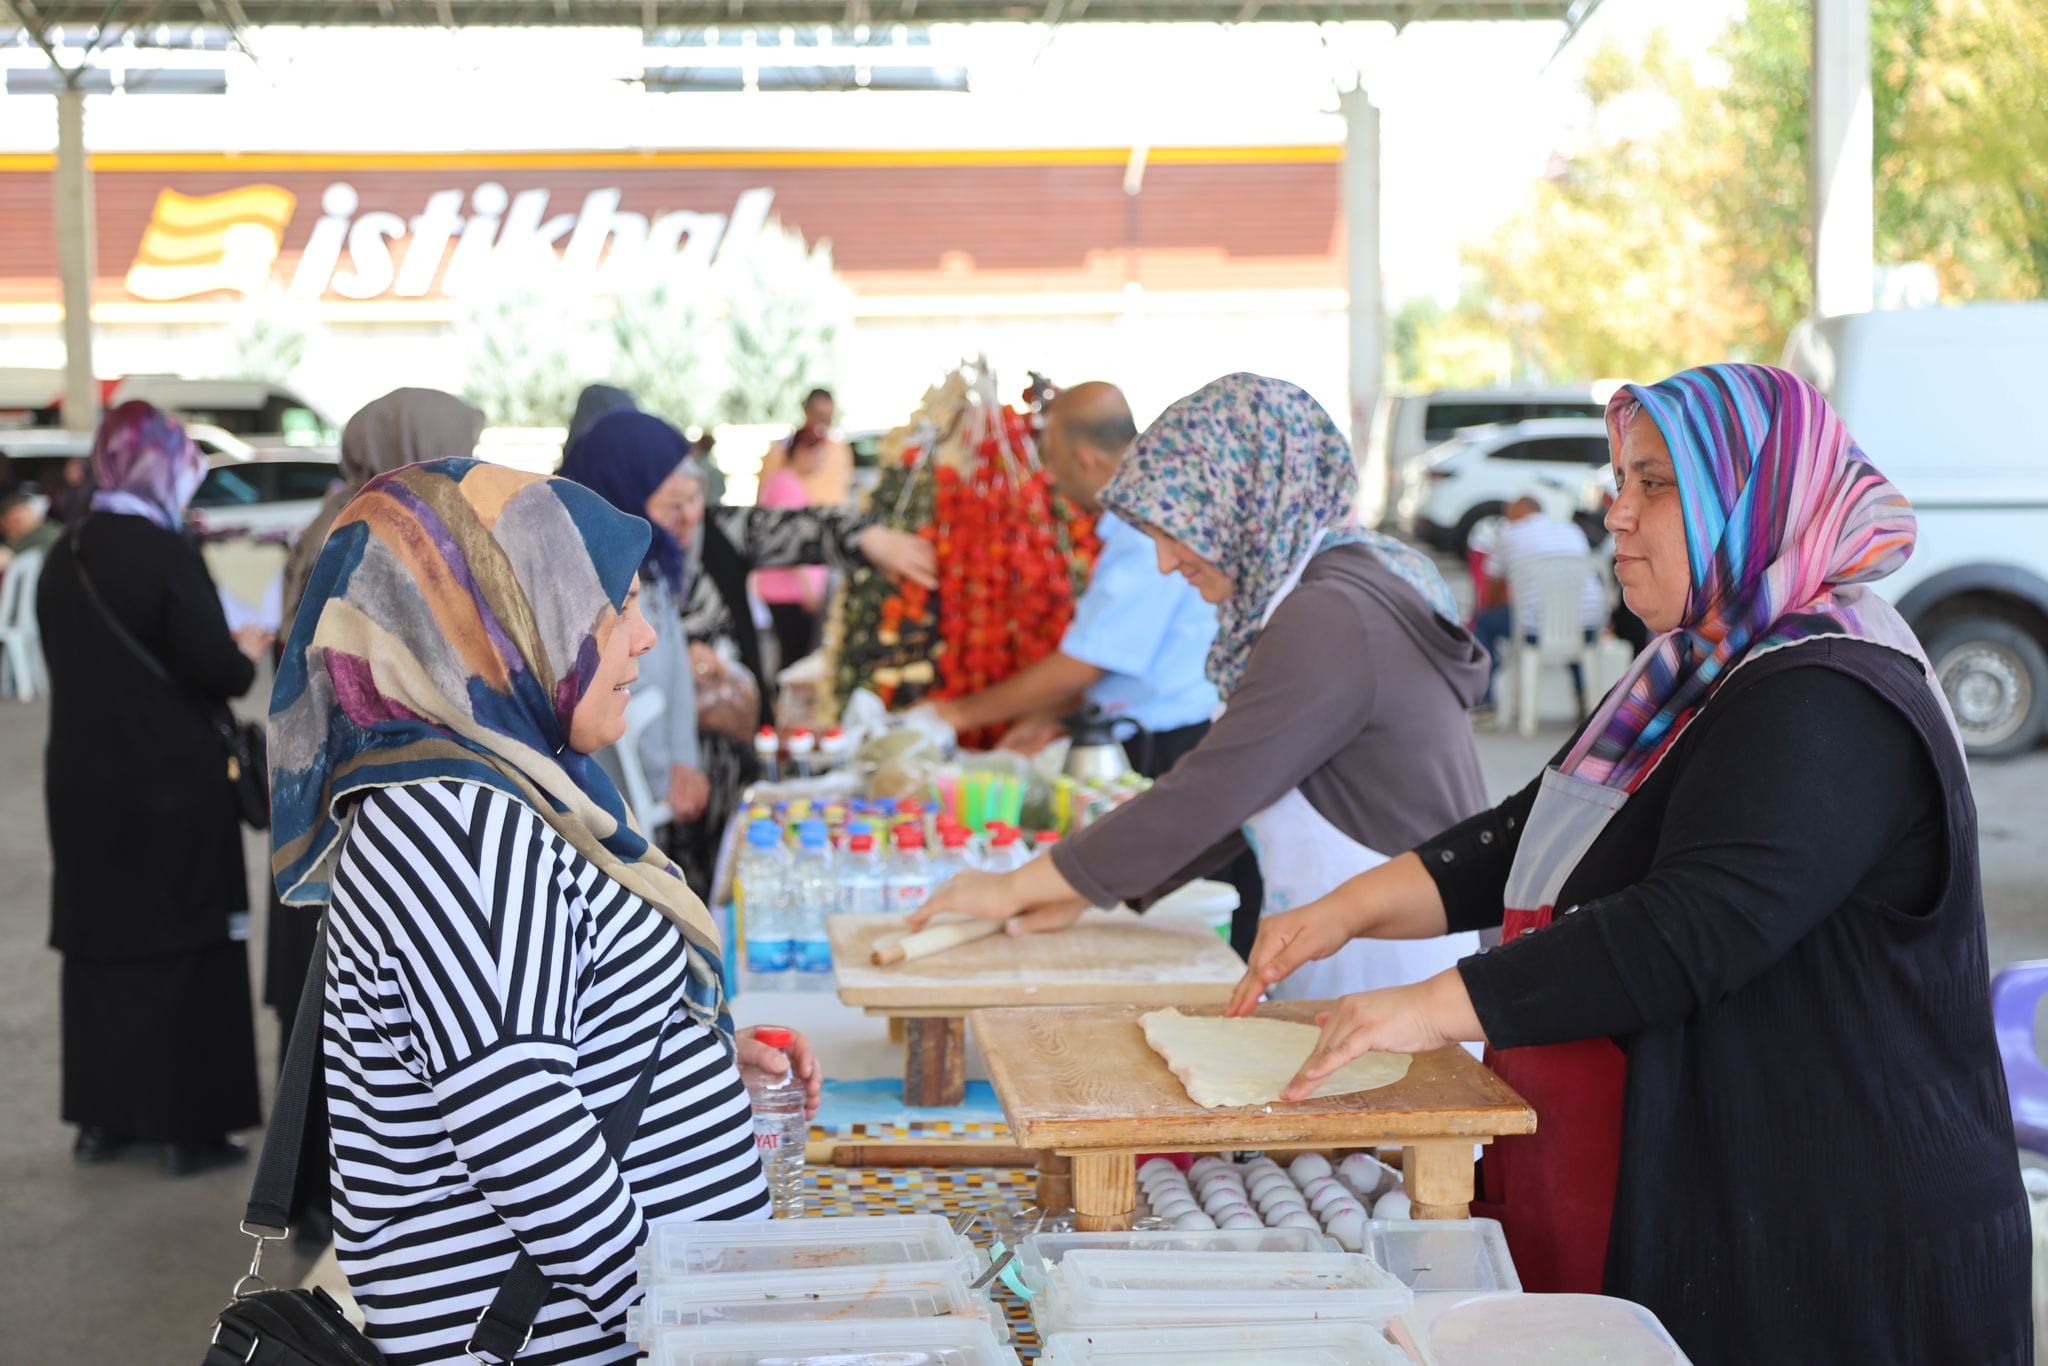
828,910 -> 1244,1107
973,1001 -> 1536,1229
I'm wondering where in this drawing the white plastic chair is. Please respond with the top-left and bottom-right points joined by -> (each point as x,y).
616,684 -> 674,830
1496,553 -> 1605,738
0,548 -> 47,702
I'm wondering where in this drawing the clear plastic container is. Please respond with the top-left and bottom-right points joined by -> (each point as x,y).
735,820 -> 791,979
1367,1217 -> 1520,1295
1013,1224 -> 1338,1297
838,831 -> 888,917
742,1026 -> 805,1218
628,1264 -> 1005,1344
1039,1247 -> 1413,1332
642,1317 -> 1018,1366
1426,1293 -> 1692,1365
789,820 -> 835,979
640,1213 -> 978,1284
1038,1322 -> 1411,1366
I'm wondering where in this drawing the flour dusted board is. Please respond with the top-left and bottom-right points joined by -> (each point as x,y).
974,1002 -> 1536,1151
827,911 -> 1244,1009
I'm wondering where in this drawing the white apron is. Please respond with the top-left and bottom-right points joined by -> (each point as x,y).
1237,531 -> 1480,1001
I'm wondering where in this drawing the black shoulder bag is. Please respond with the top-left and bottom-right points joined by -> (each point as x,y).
204,918 -> 672,1365
68,525 -> 271,831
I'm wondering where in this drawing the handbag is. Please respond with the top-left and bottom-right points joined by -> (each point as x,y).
204,917 -> 672,1364
690,639 -> 763,743
69,526 -> 272,830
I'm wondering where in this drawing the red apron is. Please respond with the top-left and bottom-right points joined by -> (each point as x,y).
1469,767 -> 1631,1295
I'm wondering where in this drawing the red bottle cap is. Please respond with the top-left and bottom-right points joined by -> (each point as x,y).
894,825 -> 925,850
752,1026 -> 795,1049
942,828 -> 970,848
848,834 -> 875,853
1036,832 -> 1062,846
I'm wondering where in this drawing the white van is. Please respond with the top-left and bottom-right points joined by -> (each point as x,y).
1785,304 -> 2048,756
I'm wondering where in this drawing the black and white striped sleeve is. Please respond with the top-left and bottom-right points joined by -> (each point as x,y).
341,782 -> 647,1334
713,503 -> 873,574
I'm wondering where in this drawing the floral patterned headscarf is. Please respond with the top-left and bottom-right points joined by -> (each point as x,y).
88,400 -> 206,530
1100,373 -> 1457,696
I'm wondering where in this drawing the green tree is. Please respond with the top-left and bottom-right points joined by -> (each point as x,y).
607,272 -> 730,430
714,219 -> 850,424
457,284 -> 596,428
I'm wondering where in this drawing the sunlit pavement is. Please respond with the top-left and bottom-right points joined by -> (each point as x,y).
2,690 -> 2044,1359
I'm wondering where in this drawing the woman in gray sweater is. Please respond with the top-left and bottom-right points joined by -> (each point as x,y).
913,374 -> 1491,1000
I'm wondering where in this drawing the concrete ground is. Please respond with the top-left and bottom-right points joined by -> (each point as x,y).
3,693 -> 2046,1361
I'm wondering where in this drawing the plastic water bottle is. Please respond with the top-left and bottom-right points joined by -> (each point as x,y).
754,726 -> 781,783
786,728 -> 816,780
887,825 -> 935,917
839,832 -> 888,918
929,826 -> 973,888
745,1025 -> 807,1217
980,824 -> 1028,873
738,821 -> 792,982
791,821 -> 836,981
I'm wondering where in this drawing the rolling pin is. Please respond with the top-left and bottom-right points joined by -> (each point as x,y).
870,918 -> 1005,966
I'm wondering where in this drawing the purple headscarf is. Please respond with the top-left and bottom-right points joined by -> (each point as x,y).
89,400 -> 205,530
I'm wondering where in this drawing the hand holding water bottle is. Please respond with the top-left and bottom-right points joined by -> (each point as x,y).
736,1024 -> 823,1117
739,1024 -> 822,1218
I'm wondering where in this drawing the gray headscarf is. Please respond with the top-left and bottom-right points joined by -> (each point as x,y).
565,384 -> 639,458
281,387 -> 486,630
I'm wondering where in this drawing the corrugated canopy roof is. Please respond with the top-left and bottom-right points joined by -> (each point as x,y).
6,1 -> 1574,28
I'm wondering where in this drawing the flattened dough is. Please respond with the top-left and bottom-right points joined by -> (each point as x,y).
1140,1007 -> 1412,1109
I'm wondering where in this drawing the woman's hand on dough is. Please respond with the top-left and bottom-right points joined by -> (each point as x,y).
1280,970 -> 1485,1102
905,869 -> 1021,930
736,1025 -> 824,1119
1227,897 -> 1361,1016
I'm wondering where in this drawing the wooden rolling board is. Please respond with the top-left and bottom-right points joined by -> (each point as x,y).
973,1001 -> 1536,1151
827,910 -> 1243,1010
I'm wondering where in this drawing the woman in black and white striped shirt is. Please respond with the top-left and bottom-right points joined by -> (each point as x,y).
269,460 -> 820,1364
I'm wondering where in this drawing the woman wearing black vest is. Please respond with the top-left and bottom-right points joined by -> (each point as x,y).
1233,364 -> 2031,1365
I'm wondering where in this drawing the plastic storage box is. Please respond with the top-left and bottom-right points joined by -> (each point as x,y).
1039,1321 -> 1413,1366
643,1317 -> 1019,1366
1013,1224 -> 1338,1296
1367,1218 -> 1520,1295
1035,1247 -> 1414,1335
639,1213 -> 977,1284
628,1264 -> 1007,1344
1426,1293 -> 1692,1365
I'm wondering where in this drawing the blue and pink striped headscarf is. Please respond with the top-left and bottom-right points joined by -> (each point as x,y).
1563,363 -> 1945,791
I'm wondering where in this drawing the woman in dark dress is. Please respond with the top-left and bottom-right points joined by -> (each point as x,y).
1233,364 -> 2031,1364
36,401 -> 271,1174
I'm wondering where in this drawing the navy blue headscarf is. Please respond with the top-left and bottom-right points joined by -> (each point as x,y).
558,409 -> 692,593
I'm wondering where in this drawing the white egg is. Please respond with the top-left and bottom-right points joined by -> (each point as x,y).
1320,1196 -> 1364,1219
1197,1177 -> 1247,1205
1374,1189 -> 1412,1221
1310,1183 -> 1356,1215
1325,1209 -> 1367,1251
1256,1186 -> 1307,1216
1244,1154 -> 1282,1172
1220,1211 -> 1265,1230
1338,1153 -> 1394,1201
1152,1193 -> 1198,1218
1275,1209 -> 1324,1232
1299,1176 -> 1340,1206
1172,1209 -> 1218,1230
1288,1153 -> 1333,1185
1207,1200 -> 1255,1225
1139,1156 -> 1179,1176
1245,1168 -> 1293,1199
1190,1156 -> 1231,1178
1204,1192 -> 1252,1218
1143,1175 -> 1191,1202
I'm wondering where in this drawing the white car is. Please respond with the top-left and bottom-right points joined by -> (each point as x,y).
1396,419 -> 1614,554
1787,302 -> 2048,756
1364,385 -> 1608,526
188,440 -> 340,543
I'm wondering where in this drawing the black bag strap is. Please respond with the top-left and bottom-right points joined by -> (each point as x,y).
68,523 -> 177,688
248,917 -> 674,1364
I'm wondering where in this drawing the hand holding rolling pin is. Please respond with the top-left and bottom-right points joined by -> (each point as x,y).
904,853 -> 1090,939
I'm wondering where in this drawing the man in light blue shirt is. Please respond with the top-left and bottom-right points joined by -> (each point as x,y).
925,382 -> 1262,949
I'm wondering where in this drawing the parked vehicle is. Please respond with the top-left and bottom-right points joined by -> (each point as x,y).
1785,303 -> 2048,756
1364,385 -> 1608,526
1396,418 -> 1613,554
0,368 -> 336,445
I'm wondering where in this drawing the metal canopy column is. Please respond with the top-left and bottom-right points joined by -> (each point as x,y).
54,87 -> 99,432
1810,0 -> 1873,318
1341,85 -> 1384,522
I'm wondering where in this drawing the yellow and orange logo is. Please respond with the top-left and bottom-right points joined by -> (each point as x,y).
122,185 -> 297,301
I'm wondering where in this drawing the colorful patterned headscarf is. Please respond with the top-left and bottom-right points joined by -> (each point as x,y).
1563,363 -> 1945,791
268,459 -> 728,1030
1100,373 -> 1457,696
89,400 -> 205,530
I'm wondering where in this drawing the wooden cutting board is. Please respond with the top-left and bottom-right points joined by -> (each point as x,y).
827,910 -> 1244,1009
973,1001 -> 1536,1150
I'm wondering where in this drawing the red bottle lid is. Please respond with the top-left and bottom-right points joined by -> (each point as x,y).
752,1026 -> 795,1049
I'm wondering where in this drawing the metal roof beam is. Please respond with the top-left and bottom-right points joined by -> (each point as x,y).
13,1 -> 1570,24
